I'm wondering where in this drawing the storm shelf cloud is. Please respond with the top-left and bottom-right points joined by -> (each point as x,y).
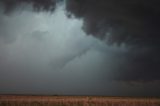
0,0 -> 160,96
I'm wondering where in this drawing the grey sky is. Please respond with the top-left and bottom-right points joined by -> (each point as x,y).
0,2 -> 160,96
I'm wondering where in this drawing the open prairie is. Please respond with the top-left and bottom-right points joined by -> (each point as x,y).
0,95 -> 160,106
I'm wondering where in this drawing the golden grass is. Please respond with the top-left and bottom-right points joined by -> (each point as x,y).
0,95 -> 160,106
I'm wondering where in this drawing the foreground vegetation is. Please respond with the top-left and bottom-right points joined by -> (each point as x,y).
0,95 -> 160,106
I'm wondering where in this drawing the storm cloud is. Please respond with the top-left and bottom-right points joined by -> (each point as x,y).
65,0 -> 160,81
0,0 -> 160,96
0,3 -> 132,95
66,0 -> 160,45
0,0 -> 58,13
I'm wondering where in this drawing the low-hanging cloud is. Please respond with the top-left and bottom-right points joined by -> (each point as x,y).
0,4 -> 134,95
0,0 -> 58,13
0,0 -> 160,96
1,0 -> 160,45
66,0 -> 160,45
65,0 -> 160,81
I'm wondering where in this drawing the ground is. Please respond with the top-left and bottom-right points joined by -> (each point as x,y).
0,95 -> 160,106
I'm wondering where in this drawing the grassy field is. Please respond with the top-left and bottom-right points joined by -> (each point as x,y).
0,95 -> 160,106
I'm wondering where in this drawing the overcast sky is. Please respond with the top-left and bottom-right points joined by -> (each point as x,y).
0,0 -> 160,96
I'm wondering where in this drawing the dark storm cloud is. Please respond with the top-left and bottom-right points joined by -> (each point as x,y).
66,0 -> 160,81
0,0 -> 160,96
110,47 -> 160,81
66,0 -> 160,45
0,0 -> 58,13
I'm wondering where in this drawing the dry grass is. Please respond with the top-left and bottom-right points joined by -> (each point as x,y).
0,95 -> 160,106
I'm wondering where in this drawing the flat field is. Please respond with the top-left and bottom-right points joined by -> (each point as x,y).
0,95 -> 160,106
